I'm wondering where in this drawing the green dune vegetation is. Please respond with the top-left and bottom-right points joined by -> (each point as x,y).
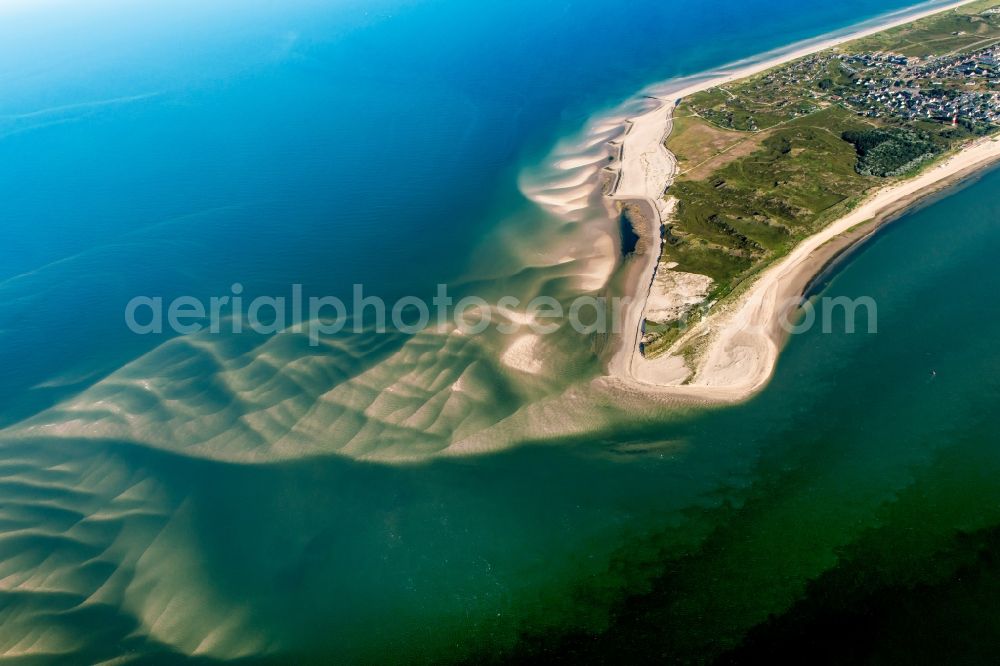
643,0 -> 1000,357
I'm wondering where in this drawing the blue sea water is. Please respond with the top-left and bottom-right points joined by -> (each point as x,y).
3,0 -> 999,662
0,0 -> 929,423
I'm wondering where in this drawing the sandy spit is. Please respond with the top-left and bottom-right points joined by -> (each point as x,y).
603,0 -> 1000,403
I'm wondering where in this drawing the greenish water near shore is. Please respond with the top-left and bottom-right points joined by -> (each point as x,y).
510,166 -> 1000,663
6,166 -> 1000,663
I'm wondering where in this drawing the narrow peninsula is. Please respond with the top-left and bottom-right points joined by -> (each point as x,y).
609,0 -> 1000,400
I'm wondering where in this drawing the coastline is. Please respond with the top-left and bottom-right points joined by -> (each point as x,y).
605,0 -> 1000,403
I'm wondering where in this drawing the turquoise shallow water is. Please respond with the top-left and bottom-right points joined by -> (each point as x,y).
3,0 -> 1000,662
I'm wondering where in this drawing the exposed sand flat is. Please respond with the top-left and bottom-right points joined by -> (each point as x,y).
606,0 -> 998,402
501,334 -> 545,375
556,154 -> 608,170
529,185 -> 594,214
610,103 -> 677,220
574,232 -> 617,291
533,167 -> 600,191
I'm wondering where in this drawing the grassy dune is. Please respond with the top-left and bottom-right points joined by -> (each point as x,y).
849,0 -> 1000,56
666,107 -> 873,291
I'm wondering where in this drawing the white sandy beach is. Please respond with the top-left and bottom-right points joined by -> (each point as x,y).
606,0 -> 1000,402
